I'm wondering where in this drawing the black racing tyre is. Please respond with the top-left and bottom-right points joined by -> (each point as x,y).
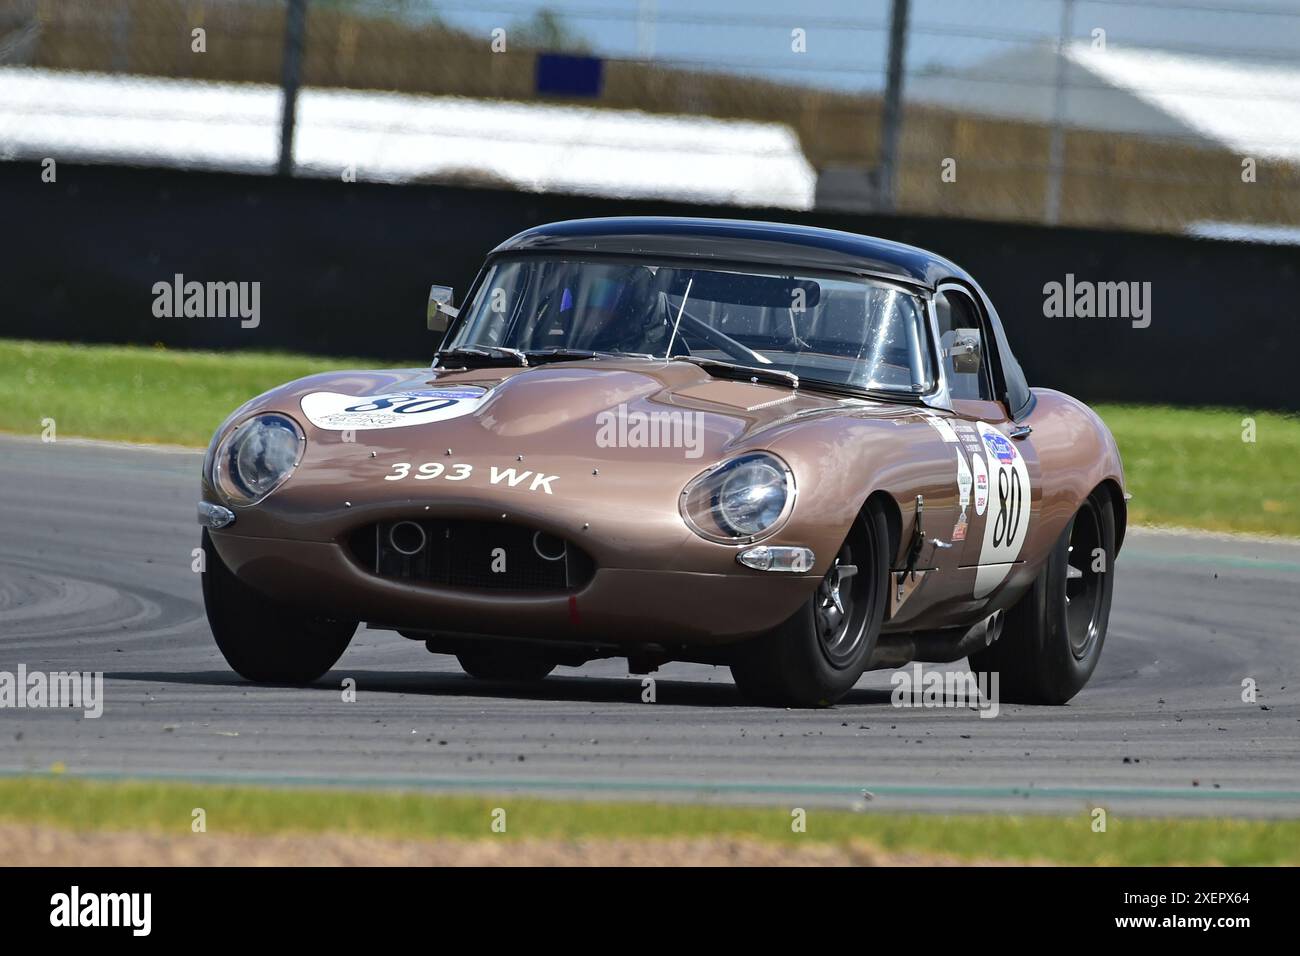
968,487 -> 1116,704
201,530 -> 357,684
729,500 -> 889,708
456,650 -> 556,682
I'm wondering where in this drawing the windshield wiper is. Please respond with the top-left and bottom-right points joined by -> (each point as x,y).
522,348 -> 609,364
435,346 -> 528,368
791,378 -> 921,405
673,356 -> 799,390
525,348 -> 661,364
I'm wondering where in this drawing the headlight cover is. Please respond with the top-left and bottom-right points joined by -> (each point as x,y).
212,413 -> 305,506
680,452 -> 794,543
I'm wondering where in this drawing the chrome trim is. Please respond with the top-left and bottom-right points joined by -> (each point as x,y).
388,520 -> 428,557
532,530 -> 567,562
212,412 -> 306,507
197,501 -> 236,529
679,452 -> 797,545
921,293 -> 954,412
736,545 -> 816,572
1009,424 -> 1033,440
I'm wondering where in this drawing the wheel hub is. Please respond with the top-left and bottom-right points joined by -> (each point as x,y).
815,545 -> 865,667
1064,504 -> 1104,660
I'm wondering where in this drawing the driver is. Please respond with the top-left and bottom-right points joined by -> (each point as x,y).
586,266 -> 676,355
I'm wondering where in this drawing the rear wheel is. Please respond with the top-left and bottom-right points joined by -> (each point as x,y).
201,530 -> 357,684
730,501 -> 889,707
968,488 -> 1115,704
457,650 -> 556,682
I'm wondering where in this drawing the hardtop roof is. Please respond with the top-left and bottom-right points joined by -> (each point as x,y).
492,217 -> 975,289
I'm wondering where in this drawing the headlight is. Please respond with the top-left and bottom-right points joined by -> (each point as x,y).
680,452 -> 793,543
212,413 -> 305,505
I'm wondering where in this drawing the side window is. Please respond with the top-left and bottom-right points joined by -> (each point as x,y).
934,289 -> 992,401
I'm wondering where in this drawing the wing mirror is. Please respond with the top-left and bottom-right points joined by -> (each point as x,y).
427,285 -> 459,334
947,328 -> 983,374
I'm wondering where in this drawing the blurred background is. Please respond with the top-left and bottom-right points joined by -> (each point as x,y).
5,0 -> 1300,231
1,0 -> 1297,406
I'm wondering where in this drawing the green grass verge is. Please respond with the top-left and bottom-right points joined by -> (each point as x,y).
1098,404 -> 1300,536
1,339 -> 1297,535
0,339 -> 371,447
1,776 -> 1297,865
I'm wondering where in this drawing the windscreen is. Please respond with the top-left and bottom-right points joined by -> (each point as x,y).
448,256 -> 933,392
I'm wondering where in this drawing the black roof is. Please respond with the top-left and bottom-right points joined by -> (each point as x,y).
493,217 -> 975,289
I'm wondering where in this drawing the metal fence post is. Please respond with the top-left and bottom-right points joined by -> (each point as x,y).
278,0 -> 308,177
878,0 -> 910,212
1044,0 -> 1076,225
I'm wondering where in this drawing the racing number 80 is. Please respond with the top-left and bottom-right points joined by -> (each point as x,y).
992,467 -> 1022,548
346,397 -> 457,415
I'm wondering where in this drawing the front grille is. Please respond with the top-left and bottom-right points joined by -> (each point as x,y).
349,519 -> 595,591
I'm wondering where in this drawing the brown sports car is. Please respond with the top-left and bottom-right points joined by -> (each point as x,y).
199,217 -> 1125,707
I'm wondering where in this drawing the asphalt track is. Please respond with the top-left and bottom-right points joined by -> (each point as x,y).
1,434 -> 1298,817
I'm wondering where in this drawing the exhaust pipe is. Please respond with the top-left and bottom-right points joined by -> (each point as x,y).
983,609 -> 1005,648
867,610 -> 1007,669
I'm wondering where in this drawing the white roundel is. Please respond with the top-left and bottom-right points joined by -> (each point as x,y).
974,421 -> 1032,598
972,453 -> 989,516
300,386 -> 489,431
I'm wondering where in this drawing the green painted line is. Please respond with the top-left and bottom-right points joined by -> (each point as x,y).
4,768 -> 1299,804
1123,549 -> 1300,574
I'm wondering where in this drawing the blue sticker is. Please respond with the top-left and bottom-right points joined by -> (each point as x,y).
403,387 -> 486,400
982,430 -> 1016,465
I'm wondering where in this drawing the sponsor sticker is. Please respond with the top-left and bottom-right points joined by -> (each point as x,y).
300,386 -> 489,431
982,428 -> 1016,465
972,453 -> 989,516
923,414 -> 960,443
953,449 -> 972,543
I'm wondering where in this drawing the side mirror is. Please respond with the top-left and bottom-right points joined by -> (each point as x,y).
947,328 -> 983,375
427,285 -> 458,333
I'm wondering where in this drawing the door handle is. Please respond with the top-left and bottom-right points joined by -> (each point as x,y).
1009,425 -> 1033,440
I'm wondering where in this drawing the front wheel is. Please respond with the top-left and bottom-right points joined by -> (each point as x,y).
968,488 -> 1116,704
201,530 -> 357,684
729,502 -> 889,707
